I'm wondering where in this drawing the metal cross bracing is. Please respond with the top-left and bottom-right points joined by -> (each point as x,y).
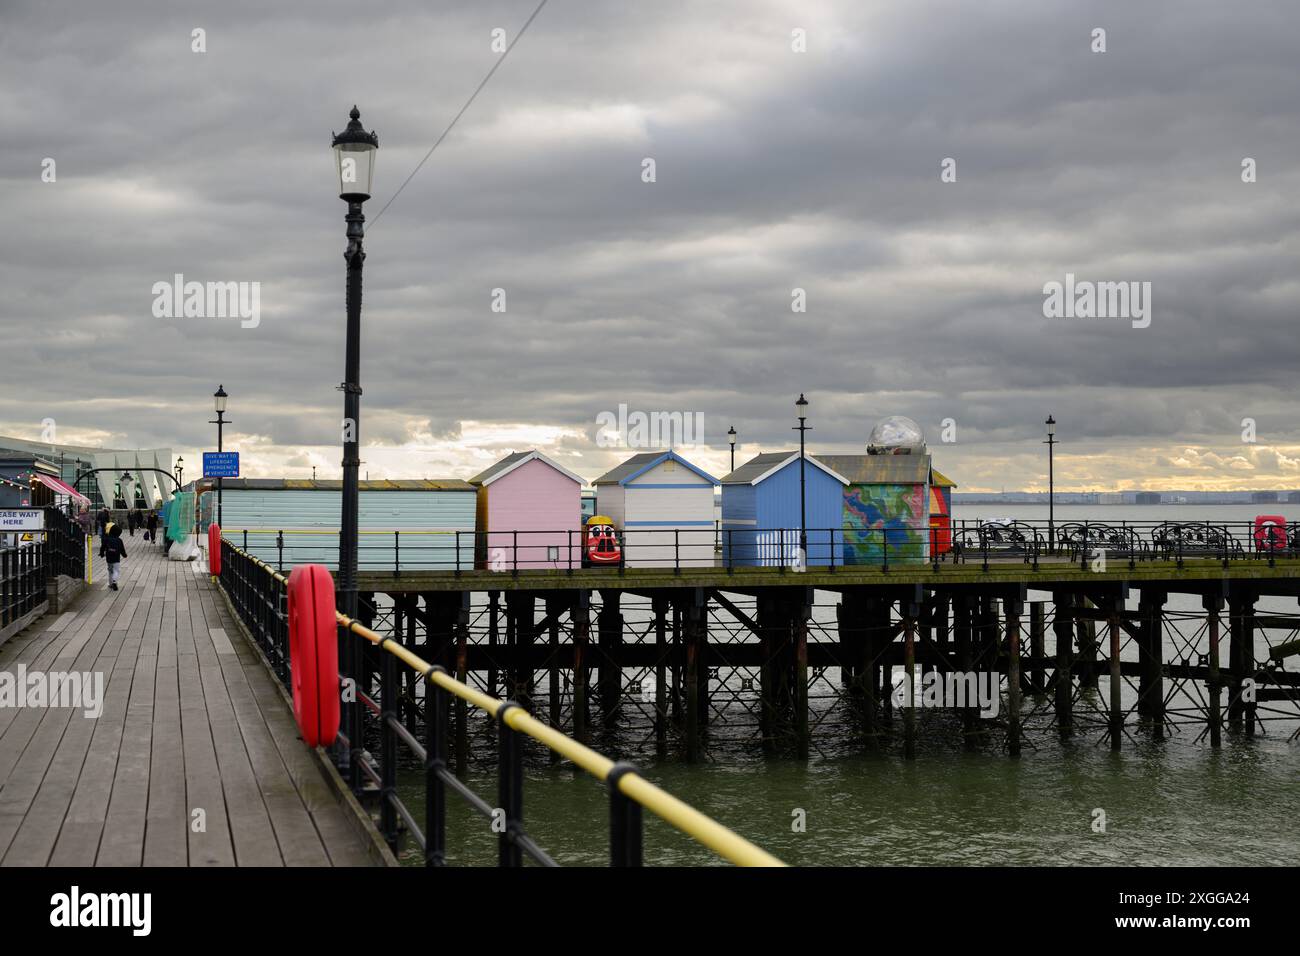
336,582 -> 1300,769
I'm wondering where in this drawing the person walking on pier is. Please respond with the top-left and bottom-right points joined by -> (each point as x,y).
126,509 -> 137,536
145,510 -> 158,543
99,522 -> 127,590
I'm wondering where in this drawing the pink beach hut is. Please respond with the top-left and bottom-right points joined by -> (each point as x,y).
468,450 -> 584,570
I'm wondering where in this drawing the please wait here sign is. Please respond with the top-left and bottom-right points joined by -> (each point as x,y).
0,509 -> 46,531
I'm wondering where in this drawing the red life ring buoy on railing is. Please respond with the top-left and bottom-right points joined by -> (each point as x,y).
1254,515 -> 1287,553
208,523 -> 222,576
287,564 -> 340,747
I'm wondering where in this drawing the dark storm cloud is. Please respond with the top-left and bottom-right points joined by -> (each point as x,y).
1,0 -> 1298,487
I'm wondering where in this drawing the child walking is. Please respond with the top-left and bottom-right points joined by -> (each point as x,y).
100,522 -> 128,590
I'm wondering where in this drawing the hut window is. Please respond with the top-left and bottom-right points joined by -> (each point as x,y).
547,546 -> 559,561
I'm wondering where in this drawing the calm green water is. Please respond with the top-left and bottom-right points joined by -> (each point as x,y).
394,723 -> 1299,867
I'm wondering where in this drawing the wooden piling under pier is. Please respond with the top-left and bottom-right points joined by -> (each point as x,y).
572,592 -> 589,743
955,595 -> 977,748
1107,600 -> 1123,752
1005,597 -> 1022,758
1052,591 -> 1074,738
1137,589 -> 1165,738
902,603 -> 917,761
652,596 -> 667,757
1029,602 -> 1045,697
1204,594 -> 1223,748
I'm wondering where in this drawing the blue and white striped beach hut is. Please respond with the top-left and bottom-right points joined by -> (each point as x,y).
592,451 -> 719,568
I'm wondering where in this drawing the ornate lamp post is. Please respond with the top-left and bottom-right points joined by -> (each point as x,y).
1045,415 -> 1057,552
792,394 -> 810,564
332,105 -> 378,623
727,425 -> 737,472
211,385 -> 229,526
332,106 -> 378,786
174,457 -> 184,488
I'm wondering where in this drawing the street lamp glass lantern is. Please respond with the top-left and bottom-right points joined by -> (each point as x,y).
728,426 -> 736,446
795,393 -> 810,421
1046,415 -> 1056,438
214,384 -> 227,414
332,106 -> 379,202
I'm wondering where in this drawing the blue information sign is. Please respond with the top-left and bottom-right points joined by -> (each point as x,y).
203,452 -> 240,478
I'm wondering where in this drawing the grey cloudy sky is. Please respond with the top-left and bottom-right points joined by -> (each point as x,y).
2,0 -> 1298,491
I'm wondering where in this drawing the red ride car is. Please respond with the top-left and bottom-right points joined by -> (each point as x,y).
583,516 -> 623,567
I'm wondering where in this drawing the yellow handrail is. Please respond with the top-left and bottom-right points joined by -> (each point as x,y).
336,612 -> 784,867
225,540 -> 784,866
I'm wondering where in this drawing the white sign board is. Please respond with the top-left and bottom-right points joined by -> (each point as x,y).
0,509 -> 45,532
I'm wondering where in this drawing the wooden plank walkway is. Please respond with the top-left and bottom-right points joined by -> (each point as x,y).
0,530 -> 382,866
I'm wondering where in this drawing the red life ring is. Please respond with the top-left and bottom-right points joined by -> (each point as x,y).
287,564 -> 340,747
1254,515 -> 1287,552
207,523 -> 222,576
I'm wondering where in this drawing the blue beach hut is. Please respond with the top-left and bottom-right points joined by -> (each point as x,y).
720,452 -> 848,566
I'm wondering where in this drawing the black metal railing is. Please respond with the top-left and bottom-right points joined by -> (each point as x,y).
43,506 -> 86,580
214,540 -> 782,867
219,540 -> 290,683
1,540 -> 47,628
219,526 -> 927,573
211,519 -> 1298,576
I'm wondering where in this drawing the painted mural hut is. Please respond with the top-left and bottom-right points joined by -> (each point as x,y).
468,450 -> 583,570
818,455 -> 932,564
593,450 -> 719,568
720,452 -> 848,566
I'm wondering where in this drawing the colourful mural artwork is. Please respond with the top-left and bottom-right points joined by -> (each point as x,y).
843,483 -> 927,564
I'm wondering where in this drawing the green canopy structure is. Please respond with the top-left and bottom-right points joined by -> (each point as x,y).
166,491 -> 195,542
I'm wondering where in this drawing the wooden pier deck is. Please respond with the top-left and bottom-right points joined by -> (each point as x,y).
0,533 -> 386,866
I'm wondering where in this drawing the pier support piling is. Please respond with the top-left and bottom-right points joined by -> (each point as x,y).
545,595 -> 562,763
1228,591 -> 1257,736
1078,599 -> 1099,689
1029,601 -> 1045,697
598,590 -> 622,727
903,601 -> 918,760
683,588 -> 706,762
1052,591 -> 1074,739
1204,594 -> 1223,748
1106,593 -> 1124,752
955,594 -> 977,748
572,591 -> 590,743
1137,589 -> 1166,737
1006,596 -> 1023,758
454,593 -> 470,775
653,596 -> 668,758
757,593 -> 779,752
487,590 -> 500,698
